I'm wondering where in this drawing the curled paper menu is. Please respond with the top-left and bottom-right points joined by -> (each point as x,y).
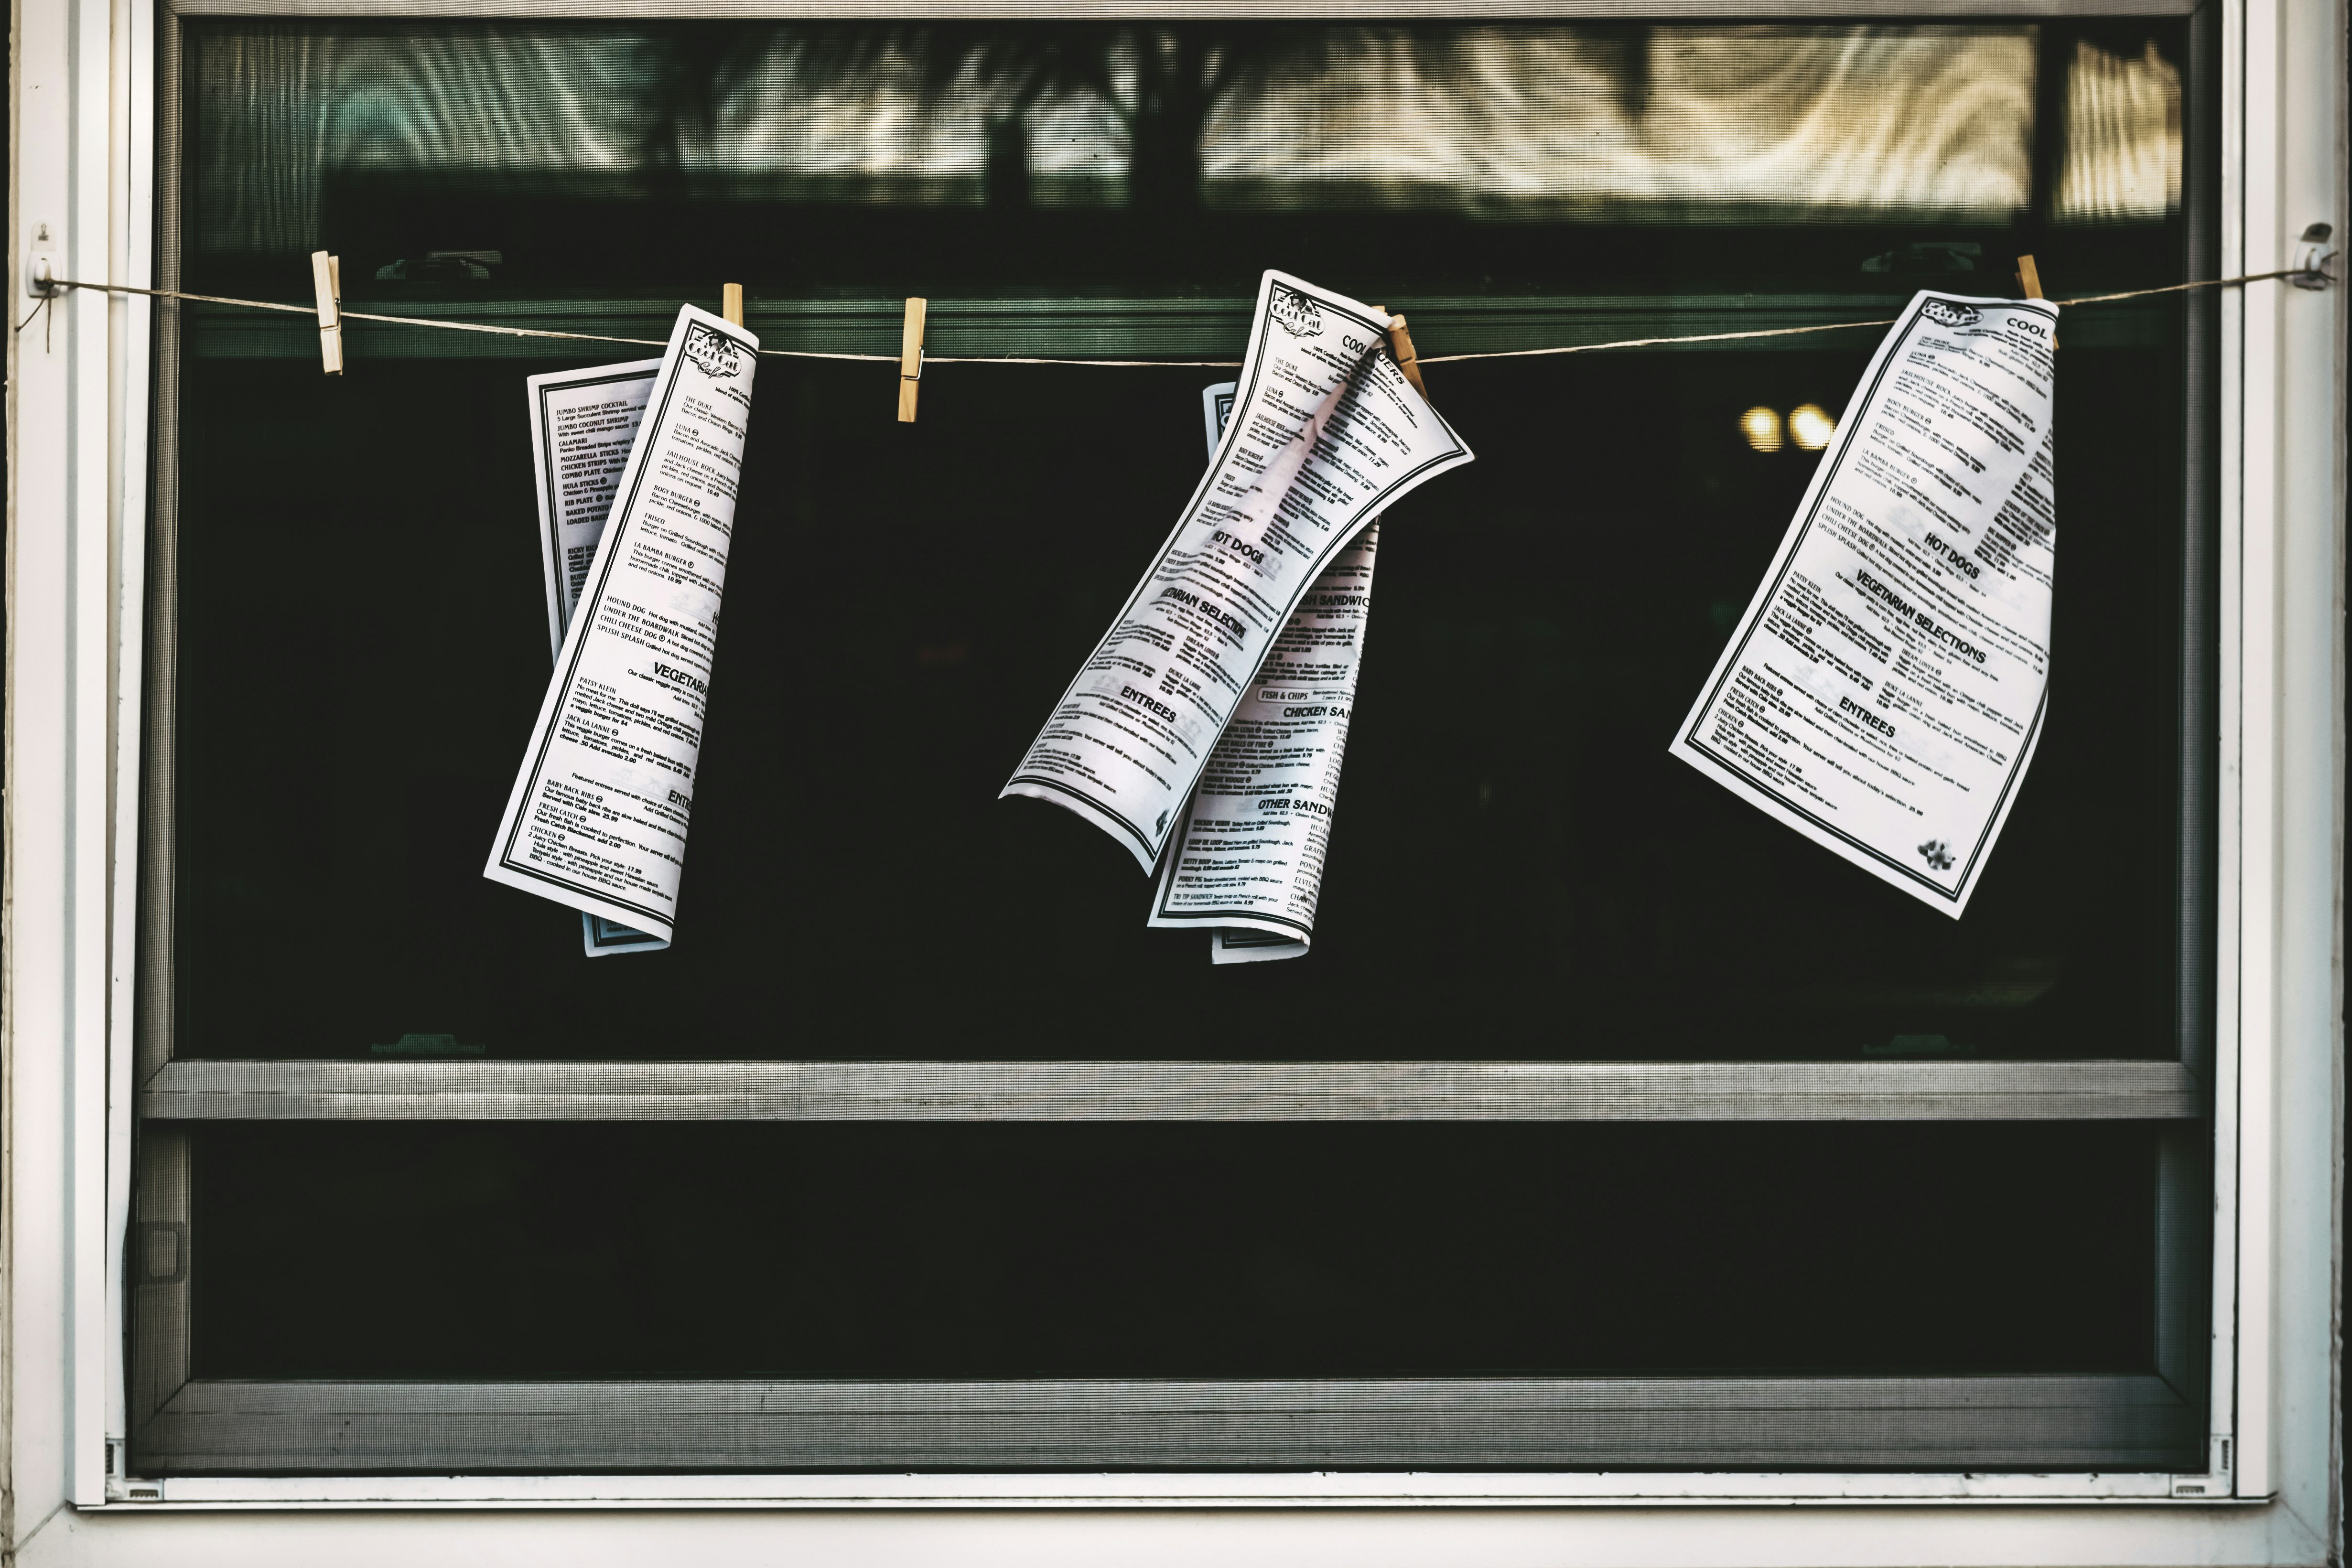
486,304 -> 758,945
1671,290 -> 2058,915
1003,270 -> 1472,872
1148,383 -> 1382,965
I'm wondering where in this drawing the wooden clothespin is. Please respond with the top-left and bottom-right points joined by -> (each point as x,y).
722,283 -> 744,328
897,297 -> 928,423
310,249 -> 343,376
2014,254 -> 2055,348
1383,311 -> 1429,401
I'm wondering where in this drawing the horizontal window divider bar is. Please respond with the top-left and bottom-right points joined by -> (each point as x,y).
138,1058 -> 2204,1121
136,1375 -> 2199,1475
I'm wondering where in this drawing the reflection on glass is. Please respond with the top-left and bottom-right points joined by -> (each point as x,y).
1789,403 -> 1837,451
191,22 -> 2182,277
2057,39 -> 2183,223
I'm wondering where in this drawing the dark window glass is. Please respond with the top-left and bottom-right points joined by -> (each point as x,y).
174,341 -> 2188,1059
163,21 -> 2200,1063
191,1120 -> 2158,1380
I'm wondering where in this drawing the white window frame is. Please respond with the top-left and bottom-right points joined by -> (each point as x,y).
6,0 -> 2339,1554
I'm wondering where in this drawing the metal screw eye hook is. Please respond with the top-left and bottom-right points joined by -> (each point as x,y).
13,262 -> 58,347
2292,223 -> 2338,290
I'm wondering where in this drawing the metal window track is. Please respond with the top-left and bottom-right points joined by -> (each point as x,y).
135,1374 -> 2200,1474
138,1058 -> 2204,1121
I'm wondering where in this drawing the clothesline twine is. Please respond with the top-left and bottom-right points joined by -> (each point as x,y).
18,267 -> 2325,365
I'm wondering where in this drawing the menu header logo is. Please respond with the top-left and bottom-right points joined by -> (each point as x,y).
683,321 -> 745,380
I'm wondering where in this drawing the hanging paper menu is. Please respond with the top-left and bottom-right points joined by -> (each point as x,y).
1002,269 -> 1472,871
1148,382 -> 1382,965
486,304 -> 758,945
1671,289 -> 2058,915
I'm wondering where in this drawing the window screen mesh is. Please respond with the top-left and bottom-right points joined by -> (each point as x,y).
138,15 -> 2212,1476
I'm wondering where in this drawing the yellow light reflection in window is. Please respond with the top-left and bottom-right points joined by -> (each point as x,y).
1789,403 -> 1837,451
1739,406 -> 1785,453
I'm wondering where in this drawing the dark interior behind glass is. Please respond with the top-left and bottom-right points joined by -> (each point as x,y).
135,14 -> 2214,1453
192,1120 -> 2158,1380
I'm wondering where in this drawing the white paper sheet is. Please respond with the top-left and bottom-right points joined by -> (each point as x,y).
1148,382 -> 1381,964
1670,289 -> 2059,915
1002,270 -> 1471,871
525,357 -> 667,955
486,305 -> 759,943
